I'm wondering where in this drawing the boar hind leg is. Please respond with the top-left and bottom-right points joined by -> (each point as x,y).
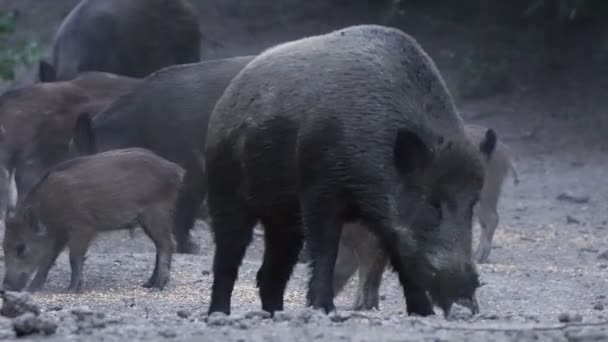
141,209 -> 176,290
208,205 -> 257,315
474,203 -> 499,264
301,192 -> 344,314
67,235 -> 92,293
353,233 -> 388,311
28,238 -> 67,292
257,214 -> 303,314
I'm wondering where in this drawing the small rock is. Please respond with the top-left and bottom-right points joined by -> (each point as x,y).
176,309 -> 191,319
13,313 -> 57,337
201,270 -> 210,276
235,321 -> 250,330
244,310 -> 271,320
0,291 -> 40,318
71,306 -> 95,320
48,305 -> 63,312
599,264 -> 608,270
273,311 -> 292,322
567,215 -> 581,225
380,294 -> 387,301
207,312 -> 230,327
158,329 -> 177,338
597,250 -> 608,261
556,192 -> 590,204
228,314 -> 245,323
558,312 -> 583,323
594,303 -> 604,311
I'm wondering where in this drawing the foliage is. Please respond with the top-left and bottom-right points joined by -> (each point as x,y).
0,10 -> 43,81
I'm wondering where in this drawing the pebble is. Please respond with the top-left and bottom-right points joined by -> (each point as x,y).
0,291 -> 40,318
244,310 -> 271,320
593,303 -> 604,311
558,312 -> 583,323
207,312 -> 230,327
49,305 -> 63,312
176,309 -> 191,319
273,311 -> 292,322
13,313 -> 57,337
158,329 -> 177,338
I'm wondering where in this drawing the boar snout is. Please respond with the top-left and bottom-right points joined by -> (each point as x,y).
1,272 -> 30,292
425,258 -> 480,317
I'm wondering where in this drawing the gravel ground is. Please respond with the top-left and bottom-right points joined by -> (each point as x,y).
0,106 -> 607,340
1,1 -> 607,340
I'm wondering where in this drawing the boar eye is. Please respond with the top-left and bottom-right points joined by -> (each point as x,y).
15,243 -> 26,257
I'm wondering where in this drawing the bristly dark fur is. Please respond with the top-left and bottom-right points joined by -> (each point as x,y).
204,25 -> 491,317
45,0 -> 202,81
70,56 -> 256,254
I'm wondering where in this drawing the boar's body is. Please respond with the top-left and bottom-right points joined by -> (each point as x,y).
1,148 -> 183,292
43,0 -> 201,81
332,124 -> 518,310
0,72 -> 140,218
205,25 -> 492,316
72,56 -> 255,254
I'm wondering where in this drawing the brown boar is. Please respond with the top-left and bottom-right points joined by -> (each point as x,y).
1,148 -> 184,293
0,72 -> 141,218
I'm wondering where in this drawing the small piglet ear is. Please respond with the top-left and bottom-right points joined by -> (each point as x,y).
38,60 -> 57,83
394,129 -> 432,175
479,129 -> 497,160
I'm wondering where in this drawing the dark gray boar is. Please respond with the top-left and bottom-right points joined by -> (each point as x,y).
39,0 -> 201,82
331,124 -> 519,310
71,56 -> 256,254
1,148 -> 183,293
204,25 -> 496,316
0,72 -> 140,218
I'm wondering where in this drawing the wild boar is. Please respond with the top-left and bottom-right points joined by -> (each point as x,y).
40,0 -> 201,82
0,72 -> 140,218
71,55 -> 256,254
204,25 -> 495,316
1,148 -> 183,292
331,124 -> 519,310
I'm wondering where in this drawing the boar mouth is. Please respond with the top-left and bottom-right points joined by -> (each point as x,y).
1,273 -> 30,292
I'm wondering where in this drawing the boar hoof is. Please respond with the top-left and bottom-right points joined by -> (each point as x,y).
66,284 -> 83,294
142,276 -> 169,291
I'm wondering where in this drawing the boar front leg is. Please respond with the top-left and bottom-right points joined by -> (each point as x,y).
67,234 -> 92,293
28,237 -> 67,292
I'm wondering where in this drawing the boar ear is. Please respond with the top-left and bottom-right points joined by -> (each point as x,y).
479,129 -> 497,161
38,60 -> 56,83
394,129 -> 432,175
73,113 -> 97,156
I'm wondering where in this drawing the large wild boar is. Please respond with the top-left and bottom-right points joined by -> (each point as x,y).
331,124 -> 519,311
0,72 -> 140,217
204,25 -> 496,317
39,0 -> 201,82
71,56 -> 256,254
1,148 -> 183,292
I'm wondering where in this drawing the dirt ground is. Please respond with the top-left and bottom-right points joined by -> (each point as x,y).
0,1 -> 607,341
